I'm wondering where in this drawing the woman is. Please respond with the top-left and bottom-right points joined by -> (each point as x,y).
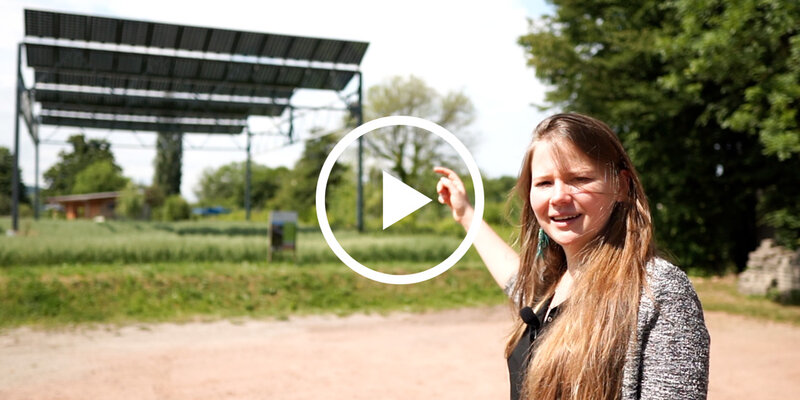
434,113 -> 709,400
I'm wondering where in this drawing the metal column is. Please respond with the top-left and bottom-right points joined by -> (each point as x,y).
288,105 -> 295,143
34,134 -> 39,219
11,43 -> 22,233
356,71 -> 364,232
245,127 -> 252,221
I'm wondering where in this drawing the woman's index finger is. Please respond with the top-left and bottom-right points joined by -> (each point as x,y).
433,166 -> 457,178
433,166 -> 450,174
433,166 -> 466,191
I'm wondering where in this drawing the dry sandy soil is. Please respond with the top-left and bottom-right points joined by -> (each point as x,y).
1,307 -> 798,399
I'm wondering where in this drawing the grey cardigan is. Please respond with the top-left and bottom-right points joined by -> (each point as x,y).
504,258 -> 710,399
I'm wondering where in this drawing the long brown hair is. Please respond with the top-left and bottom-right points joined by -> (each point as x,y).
506,113 -> 655,399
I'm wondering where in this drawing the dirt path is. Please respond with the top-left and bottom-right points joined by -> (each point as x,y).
1,308 -> 797,399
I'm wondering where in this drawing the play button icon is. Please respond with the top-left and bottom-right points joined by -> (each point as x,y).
316,116 -> 484,285
382,171 -> 432,230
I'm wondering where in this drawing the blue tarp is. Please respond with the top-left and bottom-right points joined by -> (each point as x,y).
192,206 -> 231,216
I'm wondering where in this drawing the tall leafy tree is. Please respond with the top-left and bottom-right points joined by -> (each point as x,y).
153,132 -> 183,196
43,135 -> 119,196
194,162 -> 290,209
519,0 -> 800,272
0,146 -> 29,215
270,133 -> 348,222
71,160 -> 129,194
362,75 -> 476,187
660,0 -> 800,252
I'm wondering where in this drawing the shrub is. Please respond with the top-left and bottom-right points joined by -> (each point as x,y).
117,182 -> 145,220
161,195 -> 191,221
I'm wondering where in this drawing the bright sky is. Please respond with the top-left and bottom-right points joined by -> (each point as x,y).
1,0 -> 552,202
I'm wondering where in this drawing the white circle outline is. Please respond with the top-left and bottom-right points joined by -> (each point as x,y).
315,116 -> 484,285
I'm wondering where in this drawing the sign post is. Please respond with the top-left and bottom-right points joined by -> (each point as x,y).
268,211 -> 298,262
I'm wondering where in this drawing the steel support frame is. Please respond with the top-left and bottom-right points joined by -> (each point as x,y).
243,71 -> 363,229
11,43 -> 21,232
12,40 -> 363,229
11,42 -> 41,233
356,71 -> 364,232
245,127 -> 252,221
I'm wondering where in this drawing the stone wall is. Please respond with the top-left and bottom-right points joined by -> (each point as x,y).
738,239 -> 800,297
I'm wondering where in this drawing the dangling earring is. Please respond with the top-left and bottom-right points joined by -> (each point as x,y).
536,228 -> 550,259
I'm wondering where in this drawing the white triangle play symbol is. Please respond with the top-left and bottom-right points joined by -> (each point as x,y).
382,170 -> 432,230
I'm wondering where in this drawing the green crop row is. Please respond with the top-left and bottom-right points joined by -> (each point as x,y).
0,218 -> 484,267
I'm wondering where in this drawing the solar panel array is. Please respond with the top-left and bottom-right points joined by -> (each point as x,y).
24,9 -> 368,134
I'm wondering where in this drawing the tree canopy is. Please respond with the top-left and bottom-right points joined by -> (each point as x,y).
195,162 -> 290,210
153,132 -> 183,196
71,160 -> 129,194
269,133 -> 348,222
1,147 -> 29,215
519,0 -> 800,272
362,75 -> 476,187
194,133 -> 347,223
43,135 -> 122,197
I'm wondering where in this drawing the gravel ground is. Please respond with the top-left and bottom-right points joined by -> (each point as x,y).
1,307 -> 797,399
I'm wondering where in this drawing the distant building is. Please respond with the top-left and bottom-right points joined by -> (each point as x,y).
47,192 -> 120,220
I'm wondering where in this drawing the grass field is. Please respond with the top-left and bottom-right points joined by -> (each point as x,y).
0,217 -> 508,328
692,275 -> 800,325
0,260 -> 506,328
1,217 -> 798,329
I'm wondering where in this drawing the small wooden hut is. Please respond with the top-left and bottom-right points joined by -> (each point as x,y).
47,192 -> 120,220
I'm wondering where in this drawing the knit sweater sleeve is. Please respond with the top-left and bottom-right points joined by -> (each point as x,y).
635,259 -> 710,399
503,273 -> 521,308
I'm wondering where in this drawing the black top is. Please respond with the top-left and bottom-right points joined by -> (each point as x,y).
507,296 -> 561,400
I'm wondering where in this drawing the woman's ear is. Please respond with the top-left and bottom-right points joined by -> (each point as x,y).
617,170 -> 631,202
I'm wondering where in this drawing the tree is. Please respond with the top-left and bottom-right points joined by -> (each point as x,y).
71,160 -> 129,194
270,133 -> 349,222
361,75 -> 476,187
661,0 -> 800,161
659,0 -> 800,251
143,184 -> 166,217
518,0 -> 800,272
0,146 -> 29,215
194,162 -> 290,209
161,194 -> 191,221
153,132 -> 183,195
44,135 -> 119,196
483,175 -> 520,225
117,182 -> 145,220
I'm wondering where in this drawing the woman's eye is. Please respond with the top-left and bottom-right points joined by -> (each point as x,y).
574,177 -> 592,183
535,181 -> 552,188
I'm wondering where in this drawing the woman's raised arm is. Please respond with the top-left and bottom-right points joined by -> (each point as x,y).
434,166 -> 520,290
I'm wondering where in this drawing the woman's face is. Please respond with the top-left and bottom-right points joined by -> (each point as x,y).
529,139 -> 621,261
